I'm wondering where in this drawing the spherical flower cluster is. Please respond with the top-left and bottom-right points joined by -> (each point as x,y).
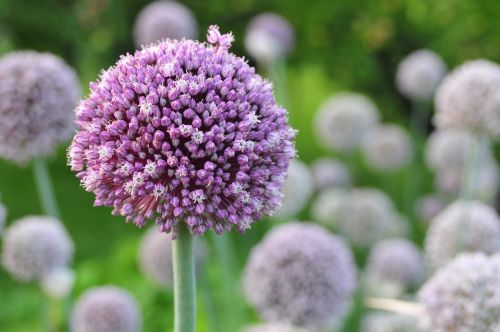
361,124 -> 413,171
310,158 -> 350,191
424,200 -> 500,271
133,0 -> 198,47
310,188 -> 345,229
414,193 -> 446,223
243,222 -> 356,329
0,51 -> 80,164
275,160 -> 312,218
365,239 -> 424,294
419,253 -> 500,332
434,59 -> 500,139
0,195 -> 6,235
314,92 -> 379,152
138,226 -> 207,288
245,13 -> 295,64
68,26 -> 296,235
335,188 -> 400,247
425,129 -> 478,172
362,313 -> 425,332
395,49 -> 447,102
40,267 -> 75,299
1,216 -> 74,282
71,286 -> 141,332
243,323 -> 310,332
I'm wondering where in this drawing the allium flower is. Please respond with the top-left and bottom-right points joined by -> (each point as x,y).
71,286 -> 142,332
133,0 -> 198,47
424,200 -> 500,270
314,92 -> 379,152
335,188 -> 399,247
310,158 -> 350,191
310,188 -> 345,229
434,59 -> 500,139
138,226 -> 207,288
1,216 -> 73,282
362,312 -> 425,332
245,13 -> 295,64
275,160 -> 312,218
0,51 -> 80,164
243,222 -> 356,329
414,193 -> 446,223
243,322 -> 310,332
68,26 -> 296,235
40,267 -> 75,299
361,124 -> 413,171
365,239 -> 425,294
395,49 -> 447,102
419,253 -> 500,332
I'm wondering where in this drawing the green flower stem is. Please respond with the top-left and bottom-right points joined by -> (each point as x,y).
173,223 -> 196,332
32,158 -> 61,219
45,297 -> 62,332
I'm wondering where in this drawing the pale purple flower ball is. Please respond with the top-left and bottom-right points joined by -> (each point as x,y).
434,59 -> 500,139
310,188 -> 345,229
395,49 -> 447,102
275,159 -> 313,218
310,158 -> 350,191
1,216 -> 74,282
362,313 -> 425,332
414,193 -> 446,223
424,200 -> 500,271
419,253 -> 500,332
245,13 -> 295,64
71,286 -> 141,332
133,0 -> 198,47
68,26 -> 296,235
243,222 -> 356,329
0,51 -> 80,164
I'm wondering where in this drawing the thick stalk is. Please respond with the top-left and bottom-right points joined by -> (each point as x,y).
365,297 -> 422,316
173,223 -> 196,332
32,158 -> 61,219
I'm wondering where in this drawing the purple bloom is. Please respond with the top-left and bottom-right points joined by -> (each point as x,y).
68,26 -> 296,235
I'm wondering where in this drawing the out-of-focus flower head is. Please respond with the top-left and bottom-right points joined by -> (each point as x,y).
362,312 -> 426,332
242,322 -> 310,332
245,13 -> 295,64
133,0 -> 198,46
419,253 -> 500,331
138,226 -> 207,288
414,193 -> 446,223
434,59 -> 500,140
71,286 -> 142,332
0,194 -> 6,235
364,238 -> 424,297
0,51 -> 80,164
68,26 -> 296,235
362,124 -> 413,171
335,188 -> 400,247
395,49 -> 447,102
275,160 -> 312,218
314,92 -> 379,152
1,216 -> 74,282
40,266 -> 75,299
310,158 -> 350,191
243,222 -> 356,329
424,200 -> 500,271
310,188 -> 345,229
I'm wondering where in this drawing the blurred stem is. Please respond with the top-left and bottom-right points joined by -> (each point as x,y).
364,297 -> 422,316
45,297 -> 62,332
173,223 -> 196,332
32,158 -> 61,219
266,58 -> 288,106
459,134 -> 487,200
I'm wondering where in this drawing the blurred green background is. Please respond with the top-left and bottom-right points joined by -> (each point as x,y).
0,0 -> 499,331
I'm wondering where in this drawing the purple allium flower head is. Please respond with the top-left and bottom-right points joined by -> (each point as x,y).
275,159 -> 313,218
434,59 -> 500,140
362,124 -> 413,171
424,200 -> 500,271
310,158 -> 350,191
71,286 -> 141,332
245,13 -> 295,64
0,51 -> 80,164
243,323 -> 310,332
414,193 -> 446,223
243,222 -> 357,329
138,226 -> 207,288
1,216 -> 74,282
362,313 -> 425,332
365,238 -> 425,292
314,92 -> 380,152
395,49 -> 447,102
310,187 -> 345,229
419,253 -> 500,332
133,0 -> 198,47
68,26 -> 296,235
